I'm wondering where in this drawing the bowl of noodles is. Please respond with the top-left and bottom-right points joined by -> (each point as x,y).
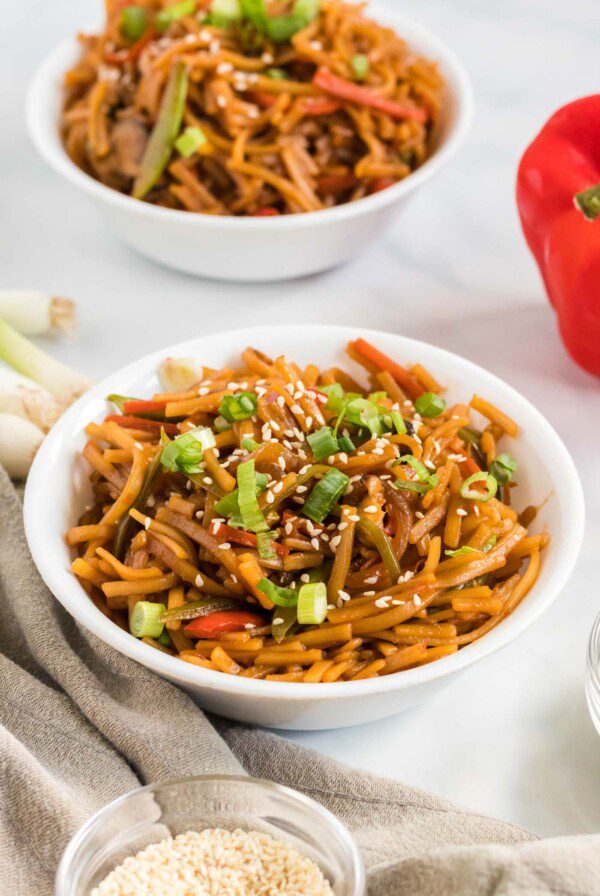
26,0 -> 471,280
24,325 -> 584,729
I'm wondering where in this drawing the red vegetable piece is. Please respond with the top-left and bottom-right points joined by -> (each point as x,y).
312,68 -> 428,123
184,610 -> 266,638
104,414 -> 179,435
349,338 -> 425,400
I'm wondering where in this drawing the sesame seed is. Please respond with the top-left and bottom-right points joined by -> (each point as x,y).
311,537 -> 320,550
219,542 -> 231,550
375,597 -> 390,608
216,95 -> 227,108
363,505 -> 377,513
300,573 -> 310,583
338,590 -> 350,601
144,517 -> 151,530
285,522 -> 293,535
456,508 -> 468,517
329,535 -> 341,550
266,491 -> 275,504
195,575 -> 204,587
203,477 -> 213,485
364,576 -> 378,584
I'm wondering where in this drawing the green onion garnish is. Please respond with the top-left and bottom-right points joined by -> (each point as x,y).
214,470 -> 268,517
351,53 -> 368,80
257,577 -> 298,606
240,0 -> 268,29
256,531 -> 277,560
414,392 -> 446,418
390,411 -> 407,435
210,0 -> 242,25
336,434 -> 355,454
241,436 -> 260,452
303,468 -> 349,523
345,396 -> 383,437
321,383 -> 344,414
444,545 -> 478,557
237,459 -> 268,532
213,415 -> 231,433
395,454 -> 431,482
120,5 -> 147,40
157,628 -> 172,647
160,426 -> 215,474
489,453 -> 517,485
271,604 -> 298,642
394,478 -> 437,495
156,0 -> 197,32
482,534 -> 497,552
297,582 -> 328,624
219,391 -> 258,423
307,426 -> 339,461
265,14 -> 304,41
266,67 -> 287,79
460,472 -> 498,503
130,601 -> 166,638
292,0 -> 319,21
175,126 -> 207,157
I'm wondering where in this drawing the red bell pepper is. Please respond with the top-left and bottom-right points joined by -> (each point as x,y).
517,96 -> 600,377
312,68 -> 428,123
184,610 -> 265,638
104,414 -> 179,436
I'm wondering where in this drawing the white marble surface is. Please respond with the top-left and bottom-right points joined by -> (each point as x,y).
3,0 -> 600,839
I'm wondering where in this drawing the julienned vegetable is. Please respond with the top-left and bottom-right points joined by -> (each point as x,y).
0,291 -> 75,336
516,96 -> 600,377
133,62 -> 189,200
313,68 -> 428,123
184,610 -> 265,637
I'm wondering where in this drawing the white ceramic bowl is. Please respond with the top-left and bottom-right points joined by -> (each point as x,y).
24,325 -> 584,729
26,7 -> 472,282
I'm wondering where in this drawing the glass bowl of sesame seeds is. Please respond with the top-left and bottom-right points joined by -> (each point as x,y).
56,775 -> 365,896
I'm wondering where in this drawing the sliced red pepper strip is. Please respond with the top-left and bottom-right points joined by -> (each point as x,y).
252,207 -> 280,216
122,399 -> 169,415
249,92 -> 278,109
302,96 -> 342,117
184,610 -> 265,638
104,414 -> 179,435
458,455 -> 481,479
104,29 -> 157,64
312,68 -> 428,123
316,173 -> 359,194
210,522 -> 289,556
349,338 -> 425,400
368,177 -> 396,194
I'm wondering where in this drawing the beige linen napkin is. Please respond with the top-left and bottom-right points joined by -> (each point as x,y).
1,468 -> 598,895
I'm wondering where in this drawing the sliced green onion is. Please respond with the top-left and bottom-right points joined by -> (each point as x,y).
444,545 -> 478,557
160,426 -> 215,474
321,383 -> 344,414
214,470 -> 268,517
395,454 -> 430,482
390,411 -> 406,435
458,426 -> 482,447
482,534 -> 497,552
352,53 -> 368,80
414,392 -> 446,418
266,67 -> 287,79
257,531 -> 277,560
272,604 -> 298,642
219,391 -> 258,423
237,459 -> 268,532
210,0 -> 242,24
394,479 -> 436,495
242,436 -> 260,452
130,601 -> 166,638
489,453 -> 517,485
257,577 -> 298,607
460,471 -> 498,503
303,468 -> 349,523
297,582 -> 327,624
120,5 -> 147,40
240,0 -> 268,29
175,126 -> 207,157
156,0 -> 197,32
336,434 -> 355,454
292,0 -> 319,21
345,396 -> 382,436
157,629 -> 172,647
307,426 -> 339,461
213,414 -> 231,433
265,14 -> 304,41
369,391 -> 387,404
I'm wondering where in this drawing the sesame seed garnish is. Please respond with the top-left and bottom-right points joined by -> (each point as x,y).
195,574 -> 204,587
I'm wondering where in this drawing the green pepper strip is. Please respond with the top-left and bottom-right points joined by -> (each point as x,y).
133,61 -> 189,200
159,596 -> 239,623
271,604 -> 298,643
327,505 -> 401,583
113,450 -> 163,559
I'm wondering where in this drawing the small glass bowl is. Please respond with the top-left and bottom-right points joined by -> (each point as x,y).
586,611 -> 600,736
56,775 -> 365,896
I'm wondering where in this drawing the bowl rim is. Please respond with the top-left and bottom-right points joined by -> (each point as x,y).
26,3 -> 473,229
24,324 -> 585,703
55,773 -> 366,895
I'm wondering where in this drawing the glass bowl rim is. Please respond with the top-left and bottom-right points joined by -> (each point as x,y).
55,773 -> 366,896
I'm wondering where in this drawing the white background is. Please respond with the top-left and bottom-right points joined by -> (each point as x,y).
2,0 -> 600,837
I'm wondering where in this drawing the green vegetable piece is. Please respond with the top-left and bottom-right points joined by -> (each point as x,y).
292,0 -> 319,22
219,391 -> 258,423
242,436 -> 260,452
266,67 -> 287,79
460,471 -> 498,503
120,5 -> 147,40
265,14 -> 305,41
256,531 -> 277,560
175,126 -> 207,157
113,450 -> 163,559
159,596 -> 238,623
133,62 -> 189,200
210,0 -> 242,24
395,454 -> 431,482
156,0 -> 197,32
237,459 -> 268,532
157,629 -> 172,647
130,601 -> 166,638
160,426 -> 215,474
240,0 -> 268,29
272,604 -> 298,642
336,434 -> 355,454
352,53 -> 368,80
297,582 -> 327,624
303,468 -> 349,523
390,411 -> 406,434
257,577 -> 298,607
414,392 -> 446,418
444,545 -> 478,558
321,383 -> 344,414
307,426 -> 339,462
489,453 -> 517,486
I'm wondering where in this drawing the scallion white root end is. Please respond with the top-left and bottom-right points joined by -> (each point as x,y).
0,290 -> 76,336
0,413 -> 44,479
0,368 -> 64,431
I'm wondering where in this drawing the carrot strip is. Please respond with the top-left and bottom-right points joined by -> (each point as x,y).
348,338 -> 424,399
313,68 -> 428,123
